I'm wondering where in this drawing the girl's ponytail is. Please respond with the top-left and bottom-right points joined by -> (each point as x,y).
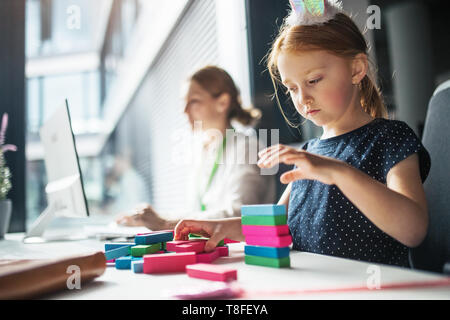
360,72 -> 388,119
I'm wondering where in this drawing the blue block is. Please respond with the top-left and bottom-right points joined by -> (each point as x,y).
241,204 -> 286,216
244,245 -> 290,258
134,231 -> 173,245
105,245 -> 131,260
116,256 -> 142,270
132,260 -> 144,273
104,242 -> 135,251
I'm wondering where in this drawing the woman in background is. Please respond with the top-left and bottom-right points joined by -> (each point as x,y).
117,66 -> 276,230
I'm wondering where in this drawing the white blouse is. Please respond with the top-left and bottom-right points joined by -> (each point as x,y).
182,129 -> 276,219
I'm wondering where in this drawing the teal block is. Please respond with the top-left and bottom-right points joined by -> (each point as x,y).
241,204 -> 286,216
105,245 -> 130,260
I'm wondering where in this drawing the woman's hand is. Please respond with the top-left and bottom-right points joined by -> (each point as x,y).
174,217 -> 244,252
116,203 -> 168,230
257,144 -> 347,185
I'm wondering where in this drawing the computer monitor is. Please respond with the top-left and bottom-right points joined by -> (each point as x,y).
23,100 -> 89,242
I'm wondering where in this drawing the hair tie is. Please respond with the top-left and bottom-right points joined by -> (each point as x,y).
287,0 -> 343,27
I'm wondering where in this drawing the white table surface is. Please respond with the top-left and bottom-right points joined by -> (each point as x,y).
1,232 -> 450,300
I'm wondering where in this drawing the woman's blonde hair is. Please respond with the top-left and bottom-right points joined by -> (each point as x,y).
267,12 -> 388,127
190,66 -> 261,126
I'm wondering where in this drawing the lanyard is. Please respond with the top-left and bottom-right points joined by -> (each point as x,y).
199,136 -> 227,211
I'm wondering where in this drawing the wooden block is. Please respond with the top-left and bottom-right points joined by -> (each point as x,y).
241,204 -> 286,216
244,255 -> 290,268
104,242 -> 135,251
135,231 -> 174,245
186,263 -> 237,282
244,245 -> 290,258
165,240 -> 190,251
241,215 -> 287,226
216,246 -> 229,257
143,252 -> 196,273
105,245 -> 130,261
115,256 -> 142,270
241,225 -> 290,237
173,242 -> 206,254
131,243 -> 161,257
196,249 -> 220,263
132,260 -> 144,273
224,238 -> 240,244
245,234 -> 292,248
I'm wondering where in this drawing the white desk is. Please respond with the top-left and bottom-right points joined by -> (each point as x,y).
1,232 -> 450,300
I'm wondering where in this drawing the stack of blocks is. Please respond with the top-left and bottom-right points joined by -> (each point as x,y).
103,230 -> 236,282
241,204 -> 291,268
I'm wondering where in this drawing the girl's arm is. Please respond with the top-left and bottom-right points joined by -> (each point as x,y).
332,153 -> 427,248
258,144 -> 428,248
278,182 -> 292,215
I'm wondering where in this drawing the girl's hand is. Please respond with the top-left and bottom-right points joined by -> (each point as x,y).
257,144 -> 347,185
174,218 -> 244,252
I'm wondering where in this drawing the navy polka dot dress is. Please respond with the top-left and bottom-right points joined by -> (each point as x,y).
287,118 -> 431,267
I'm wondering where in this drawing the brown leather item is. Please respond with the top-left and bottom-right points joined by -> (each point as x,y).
0,251 -> 106,299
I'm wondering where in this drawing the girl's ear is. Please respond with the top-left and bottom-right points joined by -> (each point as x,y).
351,53 -> 368,85
215,93 -> 231,113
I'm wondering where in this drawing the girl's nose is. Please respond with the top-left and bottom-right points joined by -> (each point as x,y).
298,88 -> 313,107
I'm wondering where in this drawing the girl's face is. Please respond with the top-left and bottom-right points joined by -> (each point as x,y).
277,50 -> 361,128
184,80 -> 228,131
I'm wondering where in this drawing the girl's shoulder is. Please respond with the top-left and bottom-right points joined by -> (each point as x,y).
370,118 -> 417,137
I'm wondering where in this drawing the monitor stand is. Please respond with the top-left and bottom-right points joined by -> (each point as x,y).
22,202 -> 87,244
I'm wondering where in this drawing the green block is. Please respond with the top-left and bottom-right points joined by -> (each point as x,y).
188,233 -> 203,238
131,243 -> 161,257
245,255 -> 290,268
241,214 -> 287,226
161,242 -> 166,251
188,233 -> 225,247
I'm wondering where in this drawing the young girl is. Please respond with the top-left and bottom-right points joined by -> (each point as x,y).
174,1 -> 431,267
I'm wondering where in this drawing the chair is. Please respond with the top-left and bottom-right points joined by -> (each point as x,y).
409,80 -> 450,273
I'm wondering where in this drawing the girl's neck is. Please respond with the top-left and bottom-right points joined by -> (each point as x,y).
321,104 -> 374,140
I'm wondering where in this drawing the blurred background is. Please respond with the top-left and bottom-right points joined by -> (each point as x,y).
1,0 -> 449,232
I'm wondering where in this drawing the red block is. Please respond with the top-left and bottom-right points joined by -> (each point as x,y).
245,234 -> 292,247
224,238 -> 240,244
216,246 -> 229,257
143,252 -> 196,273
241,225 -> 290,237
196,249 -> 220,263
186,263 -> 237,282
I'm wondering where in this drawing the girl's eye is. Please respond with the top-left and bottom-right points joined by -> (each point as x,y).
308,77 -> 322,85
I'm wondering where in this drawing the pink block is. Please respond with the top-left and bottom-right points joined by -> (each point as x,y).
174,242 -> 206,253
196,249 -> 220,263
241,225 -> 290,237
166,240 -> 190,252
245,234 -> 292,247
143,252 -> 196,273
186,263 -> 237,282
106,259 -> 116,263
224,238 -> 240,244
216,246 -> 229,257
